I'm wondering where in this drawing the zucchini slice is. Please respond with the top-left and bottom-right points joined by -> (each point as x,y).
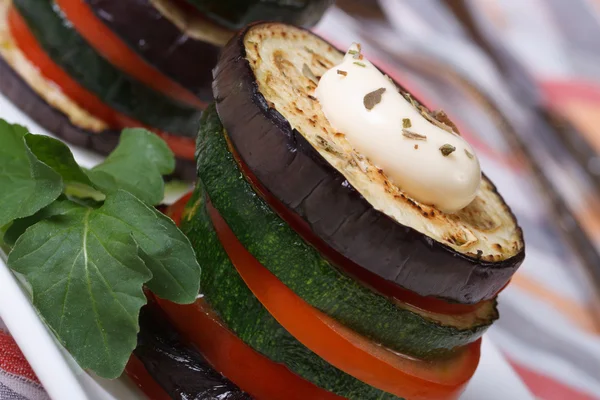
181,181 -> 400,400
213,22 -> 525,304
84,0 -> 221,102
182,0 -> 334,30
135,304 -> 252,400
195,104 -> 498,359
13,0 -> 202,137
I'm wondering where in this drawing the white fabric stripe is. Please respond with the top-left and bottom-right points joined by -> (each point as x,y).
490,288 -> 600,397
0,371 -> 49,400
490,328 -> 600,399
0,381 -> 28,400
467,0 -> 570,78
517,247 -> 593,303
498,287 -> 600,359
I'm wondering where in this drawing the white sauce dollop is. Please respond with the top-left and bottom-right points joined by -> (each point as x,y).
315,44 -> 481,213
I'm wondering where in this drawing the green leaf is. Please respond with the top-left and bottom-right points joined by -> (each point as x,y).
8,194 -> 153,378
1,122 -> 200,378
87,129 -> 175,205
0,121 -> 63,226
7,190 -> 200,377
2,195 -> 78,247
25,134 -> 93,186
98,191 -> 201,304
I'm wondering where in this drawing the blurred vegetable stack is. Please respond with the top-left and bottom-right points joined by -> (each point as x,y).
0,0 -> 334,179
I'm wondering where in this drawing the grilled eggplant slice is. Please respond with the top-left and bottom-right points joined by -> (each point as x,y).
84,0 -> 222,102
134,304 -> 251,400
213,23 -> 525,303
195,104 -> 498,358
182,0 -> 334,30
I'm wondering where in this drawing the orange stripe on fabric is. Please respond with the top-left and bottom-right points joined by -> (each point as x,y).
507,356 -> 598,400
0,332 -> 40,383
511,273 -> 600,335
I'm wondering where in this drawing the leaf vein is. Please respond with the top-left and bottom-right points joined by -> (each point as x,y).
88,229 -> 140,327
95,212 -> 188,293
82,210 -> 111,360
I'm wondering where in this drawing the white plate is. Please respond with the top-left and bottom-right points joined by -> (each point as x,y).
0,92 -> 535,399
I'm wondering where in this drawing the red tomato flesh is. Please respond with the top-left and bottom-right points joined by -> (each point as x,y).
156,296 -> 345,400
125,356 -> 172,400
206,198 -> 481,400
156,196 -> 344,400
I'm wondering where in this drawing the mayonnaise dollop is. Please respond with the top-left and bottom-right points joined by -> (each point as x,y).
315,44 -> 481,213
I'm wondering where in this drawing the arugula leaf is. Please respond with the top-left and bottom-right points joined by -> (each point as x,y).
24,134 -> 93,186
87,129 -> 175,205
99,191 -> 201,303
8,193 -> 153,378
0,121 -> 63,226
3,195 -> 78,246
24,134 -> 105,201
1,122 -> 201,378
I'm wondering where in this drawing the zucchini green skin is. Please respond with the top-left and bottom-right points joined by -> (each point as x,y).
196,104 -> 497,359
181,184 -> 400,400
184,0 -> 333,30
13,0 -> 202,137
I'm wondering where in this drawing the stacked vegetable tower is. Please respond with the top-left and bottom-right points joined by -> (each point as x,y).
147,23 -> 526,400
0,0 -> 333,178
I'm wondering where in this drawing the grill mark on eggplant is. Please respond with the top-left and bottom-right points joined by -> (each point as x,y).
327,208 -> 371,245
294,174 -> 329,211
393,248 -> 417,282
213,22 -> 525,303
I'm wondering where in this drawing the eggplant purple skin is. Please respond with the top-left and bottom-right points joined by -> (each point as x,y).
84,0 -> 220,103
135,304 -> 252,400
212,23 -> 525,304
0,56 -> 197,181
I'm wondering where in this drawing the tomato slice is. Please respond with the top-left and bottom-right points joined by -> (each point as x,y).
166,192 -> 193,225
206,199 -> 480,400
7,7 -> 195,161
55,0 -> 205,109
227,139 -> 484,315
125,356 -> 172,400
161,196 -> 344,400
155,296 -> 344,400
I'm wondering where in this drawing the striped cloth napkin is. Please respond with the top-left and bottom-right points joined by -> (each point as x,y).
320,2 -> 600,399
2,2 -> 600,400
0,322 -> 49,399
